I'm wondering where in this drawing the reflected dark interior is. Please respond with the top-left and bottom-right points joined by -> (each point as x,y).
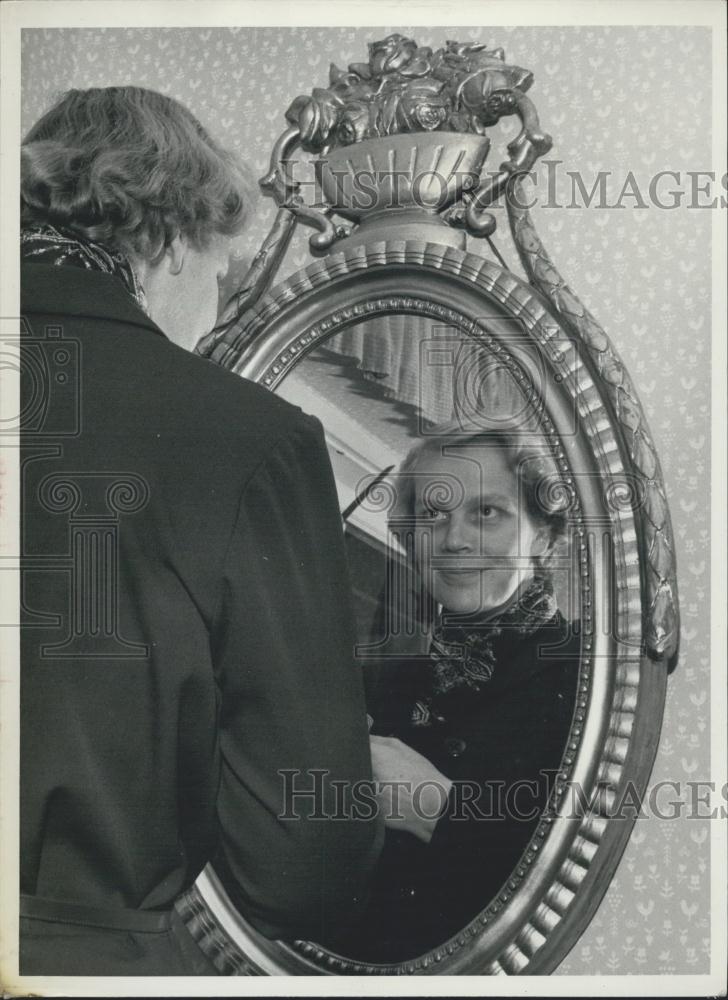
277,316 -> 581,964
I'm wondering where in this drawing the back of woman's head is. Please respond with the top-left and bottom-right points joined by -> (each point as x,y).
21,86 -> 251,260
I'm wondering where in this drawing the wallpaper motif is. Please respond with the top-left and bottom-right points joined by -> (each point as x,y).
20,25 -> 713,976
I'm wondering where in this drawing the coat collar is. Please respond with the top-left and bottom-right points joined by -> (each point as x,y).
21,263 -> 168,340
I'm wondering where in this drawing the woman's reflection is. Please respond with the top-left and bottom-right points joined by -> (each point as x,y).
336,423 -> 580,964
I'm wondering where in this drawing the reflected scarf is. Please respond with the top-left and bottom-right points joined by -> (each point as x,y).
411,574 -> 558,727
21,223 -> 148,313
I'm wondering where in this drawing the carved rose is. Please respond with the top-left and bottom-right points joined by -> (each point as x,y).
457,68 -> 532,124
329,62 -> 376,100
368,34 -> 432,78
337,101 -> 372,145
395,82 -> 450,132
438,41 -> 508,74
482,89 -> 519,122
285,87 -> 343,151
445,40 -> 490,57
414,103 -> 447,130
287,35 -> 539,151
374,78 -> 444,135
434,42 -> 531,101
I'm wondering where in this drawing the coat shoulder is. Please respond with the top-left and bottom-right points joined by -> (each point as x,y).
21,262 -> 312,455
161,337 -> 310,441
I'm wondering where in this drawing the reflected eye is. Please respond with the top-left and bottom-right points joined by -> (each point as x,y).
418,507 -> 449,521
480,504 -> 508,520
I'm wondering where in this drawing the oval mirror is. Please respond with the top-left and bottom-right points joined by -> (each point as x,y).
176,34 -> 679,976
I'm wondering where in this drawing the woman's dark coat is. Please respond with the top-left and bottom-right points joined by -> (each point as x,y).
338,612 -> 580,965
19,263 -> 381,974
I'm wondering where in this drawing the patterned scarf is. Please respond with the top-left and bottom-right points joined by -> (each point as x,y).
411,574 -> 558,727
21,223 -> 148,314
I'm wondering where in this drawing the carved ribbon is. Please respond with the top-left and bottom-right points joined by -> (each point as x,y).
506,175 -> 679,663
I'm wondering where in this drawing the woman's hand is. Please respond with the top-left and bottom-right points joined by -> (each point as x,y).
369,735 -> 453,844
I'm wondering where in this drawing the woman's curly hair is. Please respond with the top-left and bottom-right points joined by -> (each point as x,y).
21,86 -> 252,260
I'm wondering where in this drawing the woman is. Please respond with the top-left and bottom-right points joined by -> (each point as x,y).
339,423 -> 580,964
19,87 -> 381,975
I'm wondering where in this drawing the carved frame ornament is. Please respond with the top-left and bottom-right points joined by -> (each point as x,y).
184,34 -> 679,975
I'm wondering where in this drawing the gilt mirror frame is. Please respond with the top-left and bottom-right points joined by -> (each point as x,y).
177,34 -> 680,976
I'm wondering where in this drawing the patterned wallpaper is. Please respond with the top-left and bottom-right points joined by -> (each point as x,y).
20,25 -> 713,976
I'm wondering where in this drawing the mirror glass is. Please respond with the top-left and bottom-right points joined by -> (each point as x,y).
275,313 -> 581,965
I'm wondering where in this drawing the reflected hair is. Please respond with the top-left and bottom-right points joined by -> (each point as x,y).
21,86 -> 253,260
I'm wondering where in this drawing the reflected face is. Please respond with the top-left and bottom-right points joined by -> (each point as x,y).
412,445 -> 545,616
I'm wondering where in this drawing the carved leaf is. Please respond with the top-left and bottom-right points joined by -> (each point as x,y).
616,387 -> 642,431
581,316 -> 609,353
286,89 -> 343,150
554,285 -> 586,318
329,62 -> 344,86
642,485 -> 668,530
649,584 -> 678,650
379,91 -> 402,134
347,61 -> 371,79
599,354 -> 624,387
631,432 -> 658,480
648,528 -> 674,579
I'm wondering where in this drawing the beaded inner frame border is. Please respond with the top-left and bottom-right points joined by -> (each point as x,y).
180,242 -> 665,976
